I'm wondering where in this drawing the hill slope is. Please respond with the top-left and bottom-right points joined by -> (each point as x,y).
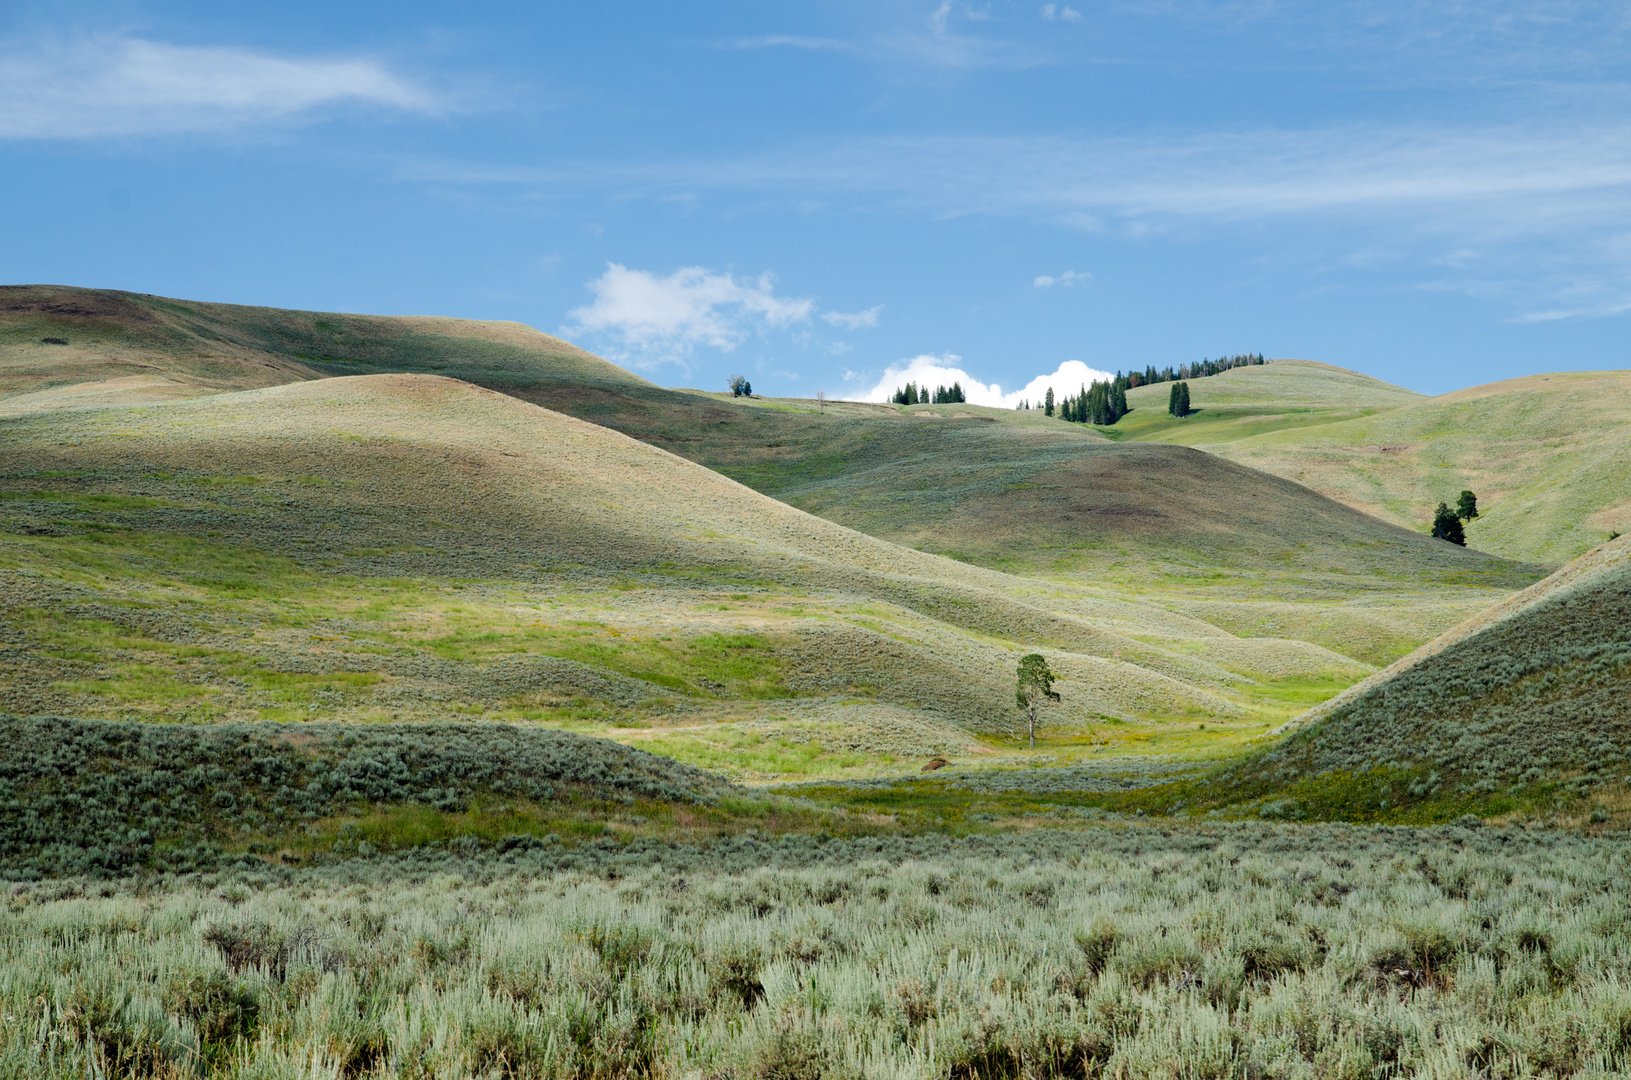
1107,360 -> 1423,447
1111,358 -> 1631,565
1206,370 -> 1631,563
1246,535 -> 1631,805
0,284 -> 647,412
0,287 -> 1534,601
1,373 -> 1413,781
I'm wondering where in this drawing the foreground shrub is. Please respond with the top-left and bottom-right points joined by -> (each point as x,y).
0,715 -> 732,876
1,823 -> 1628,1077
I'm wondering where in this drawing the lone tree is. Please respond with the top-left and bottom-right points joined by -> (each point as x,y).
1456,490 -> 1479,521
1014,653 -> 1060,749
1432,502 -> 1466,546
1168,381 -> 1192,417
727,375 -> 751,397
1044,387 -> 1055,417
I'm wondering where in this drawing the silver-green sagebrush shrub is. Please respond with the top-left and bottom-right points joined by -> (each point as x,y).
1,824 -> 1630,1076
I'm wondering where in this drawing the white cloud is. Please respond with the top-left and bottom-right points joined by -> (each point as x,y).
564,264 -> 815,368
1033,270 -> 1091,288
821,305 -> 883,329
1040,5 -> 1082,22
0,34 -> 434,139
847,355 -> 1114,408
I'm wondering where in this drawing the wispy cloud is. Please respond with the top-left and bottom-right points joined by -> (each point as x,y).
637,124 -> 1631,319
1033,270 -> 1091,287
1039,5 -> 1083,23
563,264 -> 816,369
821,305 -> 883,329
716,35 -> 857,53
848,355 -> 1113,408
0,33 -> 435,139
409,118 -> 1631,322
697,127 -> 1631,228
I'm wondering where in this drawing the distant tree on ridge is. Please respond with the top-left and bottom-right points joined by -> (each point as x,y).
1456,490 -> 1479,521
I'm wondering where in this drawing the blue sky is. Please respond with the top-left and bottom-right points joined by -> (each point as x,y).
4,2 -> 1631,399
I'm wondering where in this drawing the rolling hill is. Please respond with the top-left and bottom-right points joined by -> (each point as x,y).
0,283 -> 649,411
0,287 -> 1538,603
1103,357 -> 1631,566
1,372 -> 1431,783
1210,371 -> 1631,564
1216,534 -> 1631,821
1109,359 -> 1422,446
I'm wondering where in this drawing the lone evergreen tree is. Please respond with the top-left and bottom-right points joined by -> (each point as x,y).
1168,382 -> 1180,416
1432,502 -> 1467,546
1044,387 -> 1055,417
1179,382 -> 1191,416
1014,653 -> 1060,749
1456,490 -> 1479,521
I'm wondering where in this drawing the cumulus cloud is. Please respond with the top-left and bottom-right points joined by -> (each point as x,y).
1040,5 -> 1082,22
848,355 -> 1114,408
564,263 -> 815,368
1033,270 -> 1091,288
821,305 -> 883,329
0,34 -> 434,138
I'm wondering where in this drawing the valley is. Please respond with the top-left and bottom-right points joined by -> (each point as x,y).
3,287 -> 1629,1078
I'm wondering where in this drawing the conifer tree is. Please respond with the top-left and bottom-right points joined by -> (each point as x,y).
1456,490 -> 1479,521
1432,502 -> 1467,545
1176,381 -> 1191,417
1044,387 -> 1055,416
1168,382 -> 1180,416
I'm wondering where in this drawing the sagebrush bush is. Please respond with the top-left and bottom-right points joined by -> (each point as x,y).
0,715 -> 732,876
0,823 -> 1628,1078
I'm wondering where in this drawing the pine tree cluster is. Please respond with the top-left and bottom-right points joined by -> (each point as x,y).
1053,378 -> 1130,425
892,381 -> 966,405
1015,353 -> 1263,422
1167,381 -> 1192,417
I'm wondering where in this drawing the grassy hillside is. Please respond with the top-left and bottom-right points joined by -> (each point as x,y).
0,287 -> 1540,673
1119,534 -> 1631,828
1108,359 -> 1631,565
2,373 -> 1428,785
0,284 -> 647,413
1266,535 -> 1631,780
1208,370 -> 1631,563
1110,359 -> 1421,446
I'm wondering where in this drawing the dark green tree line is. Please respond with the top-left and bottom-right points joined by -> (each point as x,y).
892,381 -> 967,405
